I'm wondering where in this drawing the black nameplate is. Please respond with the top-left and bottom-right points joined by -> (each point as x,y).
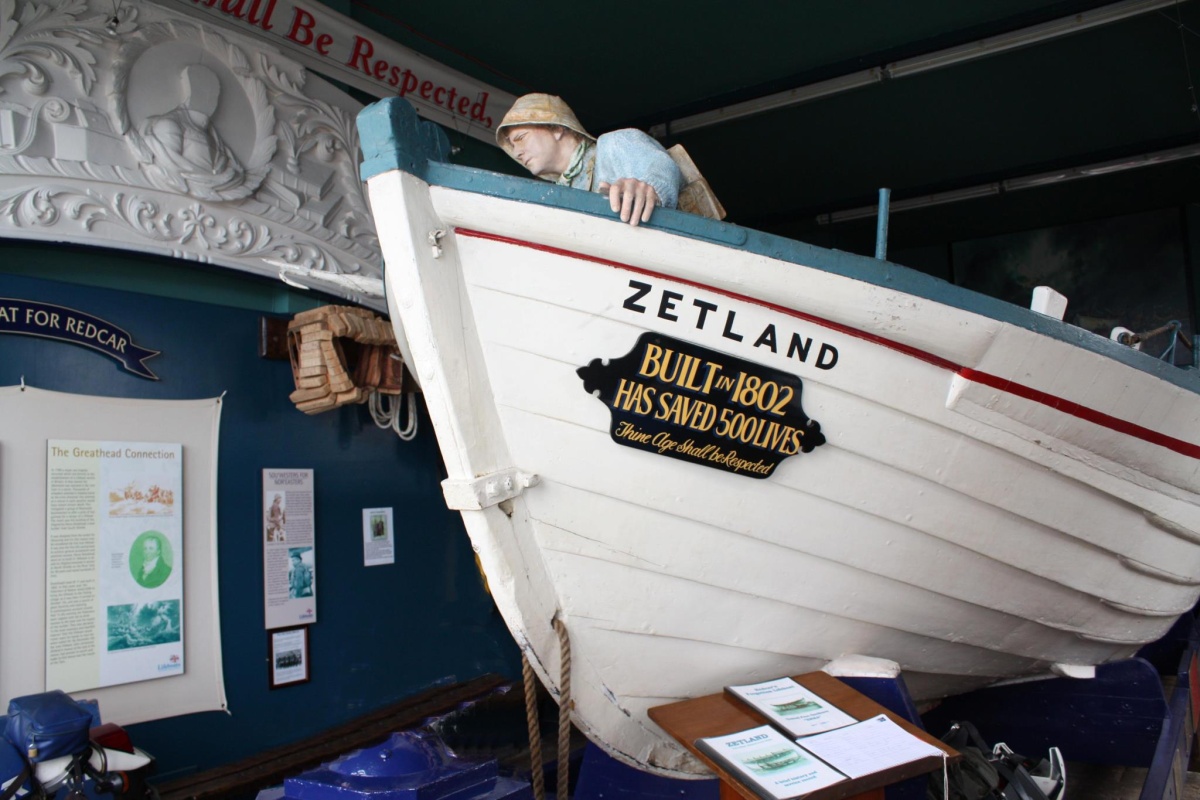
577,333 -> 825,479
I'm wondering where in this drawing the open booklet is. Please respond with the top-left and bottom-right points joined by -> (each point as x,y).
695,715 -> 944,800
726,677 -> 857,737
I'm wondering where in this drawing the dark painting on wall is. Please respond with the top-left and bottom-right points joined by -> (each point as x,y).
953,208 -> 1193,366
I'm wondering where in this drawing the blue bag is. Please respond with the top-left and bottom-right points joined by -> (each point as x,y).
4,690 -> 94,763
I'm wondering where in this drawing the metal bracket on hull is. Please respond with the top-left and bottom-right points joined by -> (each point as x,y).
442,468 -> 540,510
428,229 -> 446,258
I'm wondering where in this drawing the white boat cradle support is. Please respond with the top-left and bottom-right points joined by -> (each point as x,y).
357,98 -> 1200,778
442,468 -> 540,512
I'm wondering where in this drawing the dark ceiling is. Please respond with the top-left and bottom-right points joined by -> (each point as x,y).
342,0 -> 1200,261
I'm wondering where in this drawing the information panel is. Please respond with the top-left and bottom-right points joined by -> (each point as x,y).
45,440 -> 184,691
263,469 -> 316,629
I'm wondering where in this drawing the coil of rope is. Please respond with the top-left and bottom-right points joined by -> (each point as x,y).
368,389 -> 418,440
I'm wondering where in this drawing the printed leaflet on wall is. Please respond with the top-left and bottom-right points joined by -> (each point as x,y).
45,440 -> 184,691
361,506 -> 394,567
263,469 -> 317,629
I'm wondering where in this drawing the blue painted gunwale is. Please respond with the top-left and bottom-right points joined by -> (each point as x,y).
358,98 -> 1200,393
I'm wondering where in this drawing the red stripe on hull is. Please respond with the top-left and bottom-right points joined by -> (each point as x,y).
455,228 -> 1200,460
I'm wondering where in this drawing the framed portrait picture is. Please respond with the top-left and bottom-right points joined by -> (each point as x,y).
362,506 -> 395,566
269,626 -> 310,688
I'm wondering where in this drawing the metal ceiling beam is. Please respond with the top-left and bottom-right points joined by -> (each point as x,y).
649,0 -> 1186,138
814,141 -> 1200,224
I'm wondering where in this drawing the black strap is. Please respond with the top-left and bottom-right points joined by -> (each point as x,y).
0,760 -> 31,800
938,723 -> 1052,800
993,755 -> 1049,800
942,720 -> 993,753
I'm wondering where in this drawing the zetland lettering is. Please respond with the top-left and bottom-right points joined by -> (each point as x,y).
623,279 -> 839,371
726,733 -> 771,746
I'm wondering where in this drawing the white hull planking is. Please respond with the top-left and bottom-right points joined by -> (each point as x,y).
365,168 -> 1200,777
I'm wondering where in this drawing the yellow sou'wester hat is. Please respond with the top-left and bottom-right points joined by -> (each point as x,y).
496,93 -> 595,156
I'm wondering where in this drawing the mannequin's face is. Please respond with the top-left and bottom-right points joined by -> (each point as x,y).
505,125 -> 572,177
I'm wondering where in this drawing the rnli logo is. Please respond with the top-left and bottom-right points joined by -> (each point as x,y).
578,332 -> 825,479
157,654 -> 183,672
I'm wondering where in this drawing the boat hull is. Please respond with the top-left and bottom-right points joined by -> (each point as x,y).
360,104 -> 1200,776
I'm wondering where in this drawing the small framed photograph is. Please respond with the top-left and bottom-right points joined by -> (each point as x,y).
362,507 -> 395,566
269,626 -> 310,688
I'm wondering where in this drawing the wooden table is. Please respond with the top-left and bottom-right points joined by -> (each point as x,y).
648,672 -> 958,800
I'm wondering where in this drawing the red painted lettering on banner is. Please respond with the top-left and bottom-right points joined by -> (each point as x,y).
286,7 -> 317,45
211,0 -> 276,30
189,0 -> 498,128
471,92 -> 492,126
347,35 -> 375,74
255,0 -> 276,29
397,69 -> 417,96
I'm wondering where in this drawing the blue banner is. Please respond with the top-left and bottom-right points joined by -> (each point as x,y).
0,298 -> 160,380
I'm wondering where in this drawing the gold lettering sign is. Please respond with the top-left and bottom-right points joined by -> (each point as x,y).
577,333 -> 825,479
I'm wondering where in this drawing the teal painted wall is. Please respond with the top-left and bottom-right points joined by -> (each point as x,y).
0,239 -> 521,782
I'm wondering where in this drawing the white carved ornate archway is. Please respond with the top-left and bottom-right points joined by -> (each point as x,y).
0,0 -> 383,307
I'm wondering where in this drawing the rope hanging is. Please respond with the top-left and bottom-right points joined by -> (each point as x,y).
522,653 -> 546,800
521,617 -> 573,800
554,617 -> 572,800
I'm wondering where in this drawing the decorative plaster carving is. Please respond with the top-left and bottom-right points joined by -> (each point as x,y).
0,0 -> 104,97
0,182 -> 349,272
0,0 -> 384,301
111,18 -> 276,201
0,181 -> 369,291
0,95 -> 70,153
261,57 -> 376,250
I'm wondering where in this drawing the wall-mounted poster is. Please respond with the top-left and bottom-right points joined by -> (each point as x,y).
362,507 -> 394,567
45,440 -> 184,692
263,469 -> 316,629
